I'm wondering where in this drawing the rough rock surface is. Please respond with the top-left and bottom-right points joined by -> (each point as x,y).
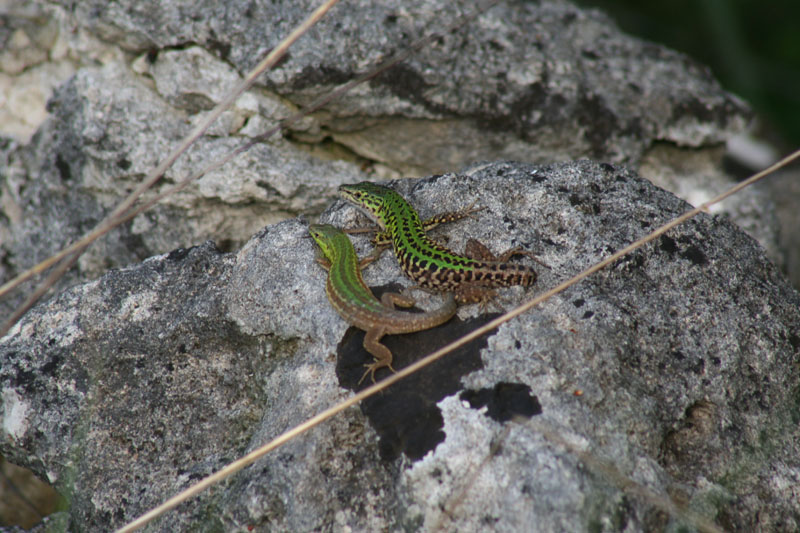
2,162 -> 799,531
1,0 -> 797,530
2,0 -> 783,323
57,0 -> 750,170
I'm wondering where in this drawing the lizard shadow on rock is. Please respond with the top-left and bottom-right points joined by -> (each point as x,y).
335,284 -> 542,461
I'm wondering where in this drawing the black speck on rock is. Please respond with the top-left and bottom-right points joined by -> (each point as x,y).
460,382 -> 542,423
659,235 -> 677,255
680,244 -> 708,266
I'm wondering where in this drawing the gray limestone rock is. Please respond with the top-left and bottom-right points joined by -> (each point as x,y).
1,0 -> 796,530
2,161 -> 799,531
0,58 -> 363,318
56,0 -> 750,171
639,143 -> 783,271
3,0 -> 781,325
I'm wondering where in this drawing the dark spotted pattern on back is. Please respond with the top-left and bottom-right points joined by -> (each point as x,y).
396,240 -> 534,291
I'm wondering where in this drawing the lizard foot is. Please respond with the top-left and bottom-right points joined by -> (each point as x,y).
358,360 -> 397,385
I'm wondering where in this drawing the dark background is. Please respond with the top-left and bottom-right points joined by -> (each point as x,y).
577,0 -> 800,149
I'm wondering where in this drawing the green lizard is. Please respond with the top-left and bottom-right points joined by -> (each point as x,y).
338,181 -> 536,304
308,223 -> 457,384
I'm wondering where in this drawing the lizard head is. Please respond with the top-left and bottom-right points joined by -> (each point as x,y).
307,223 -> 349,263
338,181 -> 403,228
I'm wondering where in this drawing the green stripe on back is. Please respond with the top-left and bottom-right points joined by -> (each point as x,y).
338,181 -> 535,294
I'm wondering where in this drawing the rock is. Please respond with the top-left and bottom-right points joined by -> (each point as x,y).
2,0 -> 796,530
0,60 -> 363,318
2,161 -> 799,531
639,143 -> 783,269
59,0 -> 750,170
0,1 -> 124,143
3,0 -> 782,325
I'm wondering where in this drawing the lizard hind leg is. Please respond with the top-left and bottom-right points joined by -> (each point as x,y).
380,291 -> 416,309
454,286 -> 499,313
358,328 -> 396,384
463,238 -> 499,261
464,238 -> 542,263
465,238 -> 548,269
